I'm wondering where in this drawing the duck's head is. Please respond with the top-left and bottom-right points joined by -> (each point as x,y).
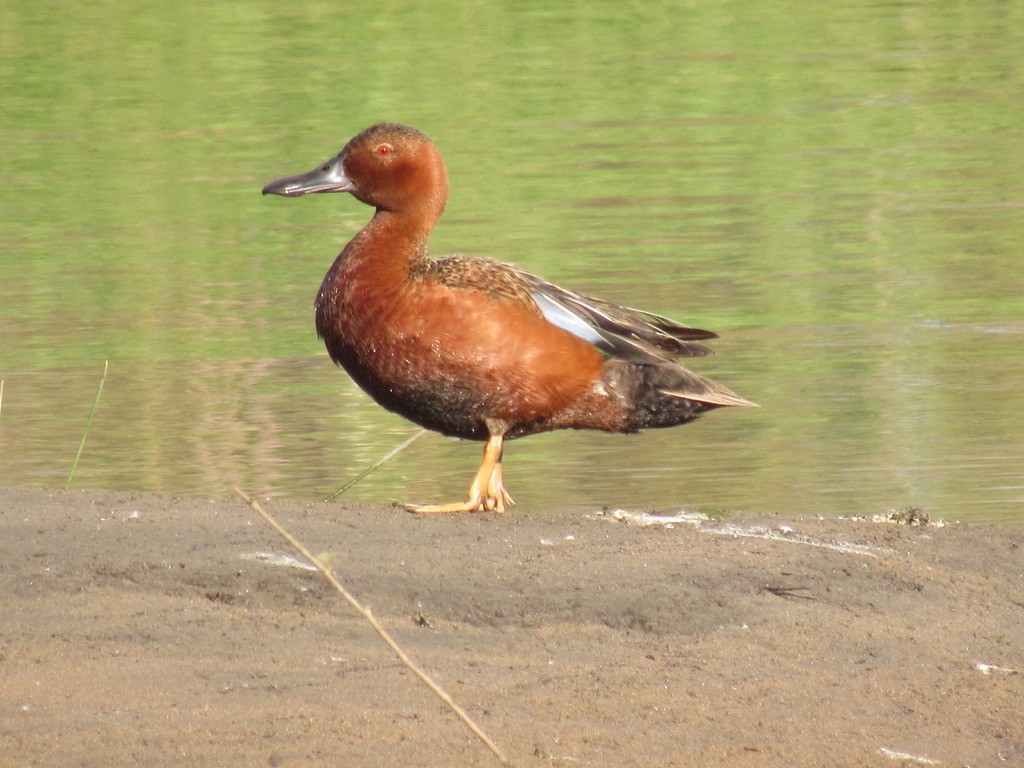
262,123 -> 449,220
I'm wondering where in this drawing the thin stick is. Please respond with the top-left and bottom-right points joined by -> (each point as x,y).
66,360 -> 108,490
0,379 -> 4,421
325,428 -> 427,501
233,488 -> 511,766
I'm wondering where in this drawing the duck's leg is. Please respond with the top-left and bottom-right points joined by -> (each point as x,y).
483,452 -> 515,511
407,432 -> 513,514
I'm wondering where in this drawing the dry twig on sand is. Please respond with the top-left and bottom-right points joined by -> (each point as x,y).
233,488 -> 511,766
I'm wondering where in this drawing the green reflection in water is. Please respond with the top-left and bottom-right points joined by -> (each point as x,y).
1,1 -> 1022,521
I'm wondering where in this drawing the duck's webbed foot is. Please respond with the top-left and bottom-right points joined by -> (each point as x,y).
406,433 -> 514,514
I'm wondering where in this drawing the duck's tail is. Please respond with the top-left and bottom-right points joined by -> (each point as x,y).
660,380 -> 758,408
607,361 -> 756,432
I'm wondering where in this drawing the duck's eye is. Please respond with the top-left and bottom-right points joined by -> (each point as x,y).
375,144 -> 393,157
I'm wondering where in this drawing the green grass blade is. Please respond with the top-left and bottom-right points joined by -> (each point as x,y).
66,360 -> 109,490
325,428 -> 426,501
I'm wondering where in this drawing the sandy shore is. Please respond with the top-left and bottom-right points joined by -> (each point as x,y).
2,488 -> 1022,766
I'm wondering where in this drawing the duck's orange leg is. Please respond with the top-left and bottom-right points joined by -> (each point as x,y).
484,456 -> 515,511
407,433 -> 515,514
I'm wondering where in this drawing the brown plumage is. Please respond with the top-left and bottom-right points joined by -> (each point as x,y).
263,123 -> 754,513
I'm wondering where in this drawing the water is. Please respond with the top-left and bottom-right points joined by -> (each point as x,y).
2,1 -> 1022,522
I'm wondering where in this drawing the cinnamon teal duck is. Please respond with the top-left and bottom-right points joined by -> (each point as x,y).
263,123 -> 754,513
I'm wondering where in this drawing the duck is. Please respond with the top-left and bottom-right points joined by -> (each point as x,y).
263,123 -> 754,513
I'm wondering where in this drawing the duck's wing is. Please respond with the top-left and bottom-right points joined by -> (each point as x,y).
422,255 -> 717,364
526,277 -> 717,363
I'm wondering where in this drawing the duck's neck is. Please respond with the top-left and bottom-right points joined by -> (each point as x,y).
317,205 -> 434,317
317,177 -> 447,317
350,206 -> 434,277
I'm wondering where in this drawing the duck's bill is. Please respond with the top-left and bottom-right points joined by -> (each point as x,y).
262,155 -> 356,196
